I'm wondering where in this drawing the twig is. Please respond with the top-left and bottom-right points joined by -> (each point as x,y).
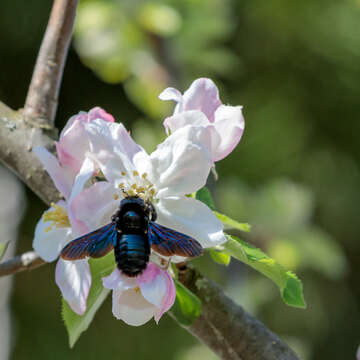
23,0 -> 79,128
0,251 -> 45,277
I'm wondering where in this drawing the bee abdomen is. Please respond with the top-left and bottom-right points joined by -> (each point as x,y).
115,234 -> 150,277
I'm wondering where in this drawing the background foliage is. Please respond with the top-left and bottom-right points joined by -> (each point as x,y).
1,0 -> 359,359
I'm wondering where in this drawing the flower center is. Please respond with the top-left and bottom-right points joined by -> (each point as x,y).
114,170 -> 157,202
42,203 -> 70,232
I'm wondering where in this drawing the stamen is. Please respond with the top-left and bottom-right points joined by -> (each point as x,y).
128,189 -> 136,196
113,193 -> 119,200
121,171 -> 127,176
141,173 -> 147,179
118,183 -> 125,189
42,203 -> 70,232
133,170 -> 139,177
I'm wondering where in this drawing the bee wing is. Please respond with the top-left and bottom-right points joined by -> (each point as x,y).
61,222 -> 117,260
148,221 -> 203,258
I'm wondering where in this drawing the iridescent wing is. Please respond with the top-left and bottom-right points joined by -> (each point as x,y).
61,222 -> 117,260
148,221 -> 203,258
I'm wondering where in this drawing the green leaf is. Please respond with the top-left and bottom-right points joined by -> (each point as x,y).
214,212 -> 251,232
196,187 -> 216,211
209,249 -> 231,266
224,235 -> 306,308
0,242 -> 9,261
62,253 -> 116,347
171,280 -> 202,326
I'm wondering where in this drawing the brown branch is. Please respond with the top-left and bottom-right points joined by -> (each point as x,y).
171,266 -> 300,360
0,251 -> 45,277
0,102 -> 61,204
23,0 -> 79,128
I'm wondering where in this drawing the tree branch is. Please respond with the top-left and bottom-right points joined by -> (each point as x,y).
0,102 -> 61,204
0,251 -> 45,277
171,266 -> 299,360
23,0 -> 79,128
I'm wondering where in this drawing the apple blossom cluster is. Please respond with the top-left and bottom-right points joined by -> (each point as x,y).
32,78 -> 245,326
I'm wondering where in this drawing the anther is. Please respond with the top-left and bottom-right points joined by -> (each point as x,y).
133,170 -> 139,177
142,173 -> 147,179
113,193 -> 119,200
121,171 -> 127,176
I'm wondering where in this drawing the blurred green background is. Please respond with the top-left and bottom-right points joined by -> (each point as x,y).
1,0 -> 360,359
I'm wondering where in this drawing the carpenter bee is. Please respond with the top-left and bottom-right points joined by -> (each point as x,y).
61,196 -> 203,277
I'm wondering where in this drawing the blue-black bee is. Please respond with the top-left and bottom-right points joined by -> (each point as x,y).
60,196 -> 203,277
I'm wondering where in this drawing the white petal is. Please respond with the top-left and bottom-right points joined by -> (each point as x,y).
212,105 -> 245,161
102,268 -> 137,291
158,87 -> 183,103
156,197 -> 226,248
67,158 -> 95,236
33,147 -> 74,200
55,258 -> 92,315
150,126 -> 213,197
85,119 -> 146,183
163,110 -> 209,134
112,288 -> 156,326
33,204 -> 72,262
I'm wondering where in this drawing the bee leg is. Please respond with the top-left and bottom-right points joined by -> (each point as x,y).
159,257 -> 170,270
111,209 -> 121,223
148,202 -> 157,221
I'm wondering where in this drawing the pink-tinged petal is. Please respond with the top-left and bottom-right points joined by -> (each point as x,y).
163,110 -> 209,135
33,147 -> 74,200
88,107 -> 115,123
55,142 -> 79,172
70,181 -> 119,230
154,271 -> 176,323
59,112 -> 87,139
55,258 -> 91,315
137,262 -> 161,285
156,196 -> 226,249
137,263 -> 176,322
212,105 -> 245,161
57,108 -> 114,172
33,204 -> 72,262
57,118 -> 90,172
111,288 -> 156,326
102,268 -> 137,291
150,126 -> 214,197
180,78 -> 222,122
